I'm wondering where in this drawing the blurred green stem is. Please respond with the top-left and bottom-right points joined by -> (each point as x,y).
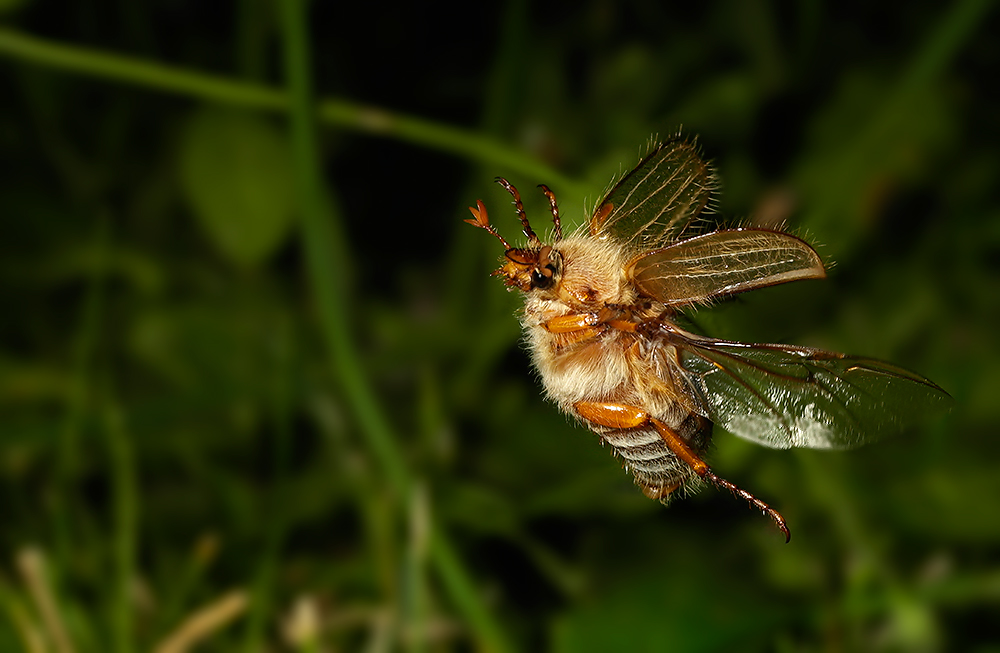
55,213 -> 109,572
243,312 -> 295,652
104,396 -> 137,653
277,2 -> 511,652
0,27 -> 582,196
277,0 -> 406,498
403,484 -> 430,653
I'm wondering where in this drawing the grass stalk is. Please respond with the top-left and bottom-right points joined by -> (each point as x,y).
54,214 -> 110,571
16,549 -> 76,653
242,314 -> 295,652
0,27 -> 581,196
276,2 -> 511,651
103,397 -> 137,653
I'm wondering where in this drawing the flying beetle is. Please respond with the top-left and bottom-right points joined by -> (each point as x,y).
466,137 -> 950,541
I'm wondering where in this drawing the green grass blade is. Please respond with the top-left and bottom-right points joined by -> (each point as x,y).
0,27 -> 581,196
276,2 -> 512,651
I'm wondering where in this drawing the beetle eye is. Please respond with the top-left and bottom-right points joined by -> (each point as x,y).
531,262 -> 559,290
528,248 -> 561,291
530,269 -> 552,289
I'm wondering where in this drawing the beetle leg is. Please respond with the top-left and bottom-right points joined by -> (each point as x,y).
543,313 -> 602,333
573,400 -> 791,542
545,307 -> 637,333
606,319 -> 637,332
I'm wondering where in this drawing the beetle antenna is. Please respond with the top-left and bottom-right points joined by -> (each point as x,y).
538,184 -> 562,241
495,177 -> 541,247
465,199 -> 512,250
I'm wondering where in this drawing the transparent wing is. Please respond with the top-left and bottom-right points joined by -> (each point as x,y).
626,229 -> 826,306
590,138 -> 716,250
664,328 -> 951,450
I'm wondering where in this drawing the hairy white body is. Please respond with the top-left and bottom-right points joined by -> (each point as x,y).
519,236 -> 707,498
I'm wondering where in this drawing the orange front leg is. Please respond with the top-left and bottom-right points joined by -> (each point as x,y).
542,313 -> 606,346
545,307 -> 637,333
543,312 -> 602,333
606,319 -> 637,332
573,400 -> 790,542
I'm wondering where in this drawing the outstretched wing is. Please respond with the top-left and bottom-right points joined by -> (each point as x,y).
590,138 -> 716,251
626,229 -> 826,306
663,327 -> 951,450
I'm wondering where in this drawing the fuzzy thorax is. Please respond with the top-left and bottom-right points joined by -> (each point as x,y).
519,236 -> 687,414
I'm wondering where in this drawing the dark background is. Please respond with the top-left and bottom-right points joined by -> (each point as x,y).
1,0 -> 998,651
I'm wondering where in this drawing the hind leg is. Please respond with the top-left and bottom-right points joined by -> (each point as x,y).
573,401 -> 791,542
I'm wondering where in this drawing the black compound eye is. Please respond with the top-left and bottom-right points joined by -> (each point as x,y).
531,267 -> 555,290
531,261 -> 560,290
530,248 -> 561,290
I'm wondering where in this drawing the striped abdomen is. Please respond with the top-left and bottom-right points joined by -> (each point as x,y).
596,412 -> 710,501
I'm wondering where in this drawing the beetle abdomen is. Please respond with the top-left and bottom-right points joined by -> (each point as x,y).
596,411 -> 710,501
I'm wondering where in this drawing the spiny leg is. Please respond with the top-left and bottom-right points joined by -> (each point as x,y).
537,184 -> 562,241
495,177 -> 540,246
574,401 -> 791,543
700,471 -> 790,541
648,418 -> 789,542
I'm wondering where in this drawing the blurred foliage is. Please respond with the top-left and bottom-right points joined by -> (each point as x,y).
1,0 -> 999,651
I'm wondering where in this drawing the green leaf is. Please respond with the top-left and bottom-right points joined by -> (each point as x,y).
178,106 -> 296,268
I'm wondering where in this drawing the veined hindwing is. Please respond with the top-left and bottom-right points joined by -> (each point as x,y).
663,326 -> 952,450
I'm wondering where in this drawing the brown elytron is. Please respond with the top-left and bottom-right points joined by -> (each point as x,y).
467,138 -> 950,542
